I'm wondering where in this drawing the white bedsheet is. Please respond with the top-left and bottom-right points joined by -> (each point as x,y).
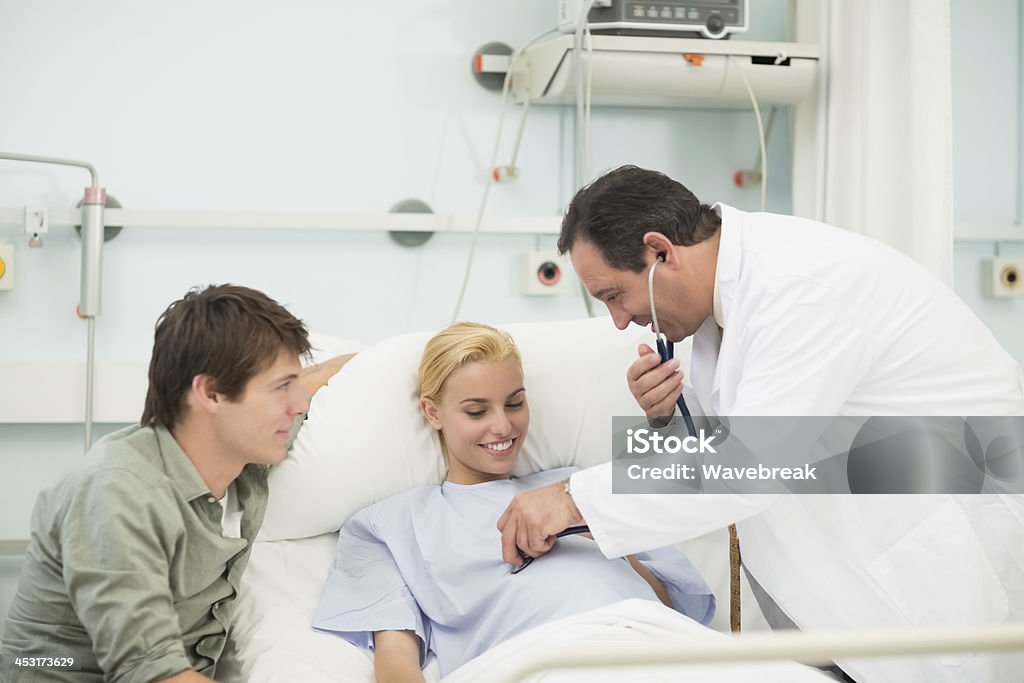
220,534 -> 439,682
220,534 -> 823,683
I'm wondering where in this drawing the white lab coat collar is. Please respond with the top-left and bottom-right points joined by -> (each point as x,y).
710,202 -> 743,329
712,269 -> 724,326
691,203 -> 742,414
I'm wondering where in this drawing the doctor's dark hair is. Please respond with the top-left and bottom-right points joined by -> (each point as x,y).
141,284 -> 311,429
557,165 -> 721,272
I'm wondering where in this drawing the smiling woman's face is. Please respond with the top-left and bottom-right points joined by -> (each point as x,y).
421,358 -> 529,485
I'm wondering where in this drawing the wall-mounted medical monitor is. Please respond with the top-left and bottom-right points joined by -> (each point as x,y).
559,0 -> 748,40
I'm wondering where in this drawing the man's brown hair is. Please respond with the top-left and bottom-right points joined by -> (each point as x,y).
141,284 -> 311,428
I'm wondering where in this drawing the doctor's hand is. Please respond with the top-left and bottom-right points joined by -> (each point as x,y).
628,344 -> 683,420
498,481 -> 585,566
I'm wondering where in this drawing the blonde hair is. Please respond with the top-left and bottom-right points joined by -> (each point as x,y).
418,322 -> 522,402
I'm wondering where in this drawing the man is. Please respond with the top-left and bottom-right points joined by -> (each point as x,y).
1,284 -> 315,682
498,166 -> 1024,682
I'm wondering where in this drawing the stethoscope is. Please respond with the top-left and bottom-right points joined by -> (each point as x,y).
510,525 -> 590,574
648,255 -> 698,439
512,255 -> 698,575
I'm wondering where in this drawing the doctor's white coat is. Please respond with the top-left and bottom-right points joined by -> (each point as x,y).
571,204 -> 1024,683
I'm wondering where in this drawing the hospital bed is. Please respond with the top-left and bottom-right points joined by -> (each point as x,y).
217,317 -> 1024,682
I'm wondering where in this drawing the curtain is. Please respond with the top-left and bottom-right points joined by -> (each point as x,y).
792,0 -> 954,284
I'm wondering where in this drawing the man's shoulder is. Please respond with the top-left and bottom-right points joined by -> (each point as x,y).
58,425 -> 172,495
739,210 -> 906,273
29,427 -> 181,538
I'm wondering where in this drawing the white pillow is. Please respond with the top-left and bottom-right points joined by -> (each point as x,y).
304,332 -> 366,365
259,317 -> 691,541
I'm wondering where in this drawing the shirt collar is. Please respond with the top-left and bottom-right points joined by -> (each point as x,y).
710,202 -> 741,329
154,425 -> 215,502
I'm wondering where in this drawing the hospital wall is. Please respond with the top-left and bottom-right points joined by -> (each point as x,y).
0,0 -> 1020,631
950,0 -> 1024,347
0,0 -> 794,629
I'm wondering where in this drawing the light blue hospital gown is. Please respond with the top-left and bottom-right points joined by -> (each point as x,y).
312,467 -> 714,676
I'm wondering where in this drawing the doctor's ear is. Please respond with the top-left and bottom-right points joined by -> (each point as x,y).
642,232 -> 675,264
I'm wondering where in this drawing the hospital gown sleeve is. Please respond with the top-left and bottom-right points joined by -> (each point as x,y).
312,509 -> 431,668
633,546 -> 716,626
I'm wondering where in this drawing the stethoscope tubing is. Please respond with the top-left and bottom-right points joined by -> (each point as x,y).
514,257 -> 701,574
649,257 -> 697,438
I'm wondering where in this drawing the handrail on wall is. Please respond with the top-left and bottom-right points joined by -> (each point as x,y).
2,208 -> 1020,241
0,207 -> 562,235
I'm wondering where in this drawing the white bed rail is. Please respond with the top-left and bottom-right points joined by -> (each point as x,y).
496,621 -> 1024,682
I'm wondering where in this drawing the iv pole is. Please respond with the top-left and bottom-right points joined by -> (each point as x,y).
0,153 -> 106,451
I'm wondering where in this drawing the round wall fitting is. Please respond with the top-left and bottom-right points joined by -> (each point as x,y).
1000,264 -> 1021,290
75,194 -> 123,243
389,199 -> 434,247
472,42 -> 513,91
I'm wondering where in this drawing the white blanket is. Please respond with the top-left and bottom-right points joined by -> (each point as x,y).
220,535 -> 828,682
444,598 -> 833,682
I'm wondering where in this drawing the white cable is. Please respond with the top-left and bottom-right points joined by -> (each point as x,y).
574,5 -> 586,189
584,19 -> 594,182
573,0 -> 598,317
508,94 -> 533,169
450,70 -> 513,323
574,0 -> 597,190
749,107 -> 777,182
450,30 -> 554,323
728,55 -> 768,211
1018,0 -> 1024,224
578,23 -> 596,318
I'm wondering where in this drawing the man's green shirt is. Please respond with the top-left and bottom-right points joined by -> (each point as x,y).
1,425 -> 269,682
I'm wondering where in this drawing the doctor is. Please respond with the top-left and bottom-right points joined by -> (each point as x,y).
498,165 -> 1024,682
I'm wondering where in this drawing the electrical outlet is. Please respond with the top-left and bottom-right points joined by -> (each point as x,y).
0,244 -> 13,290
983,258 -> 1023,299
520,252 -> 571,296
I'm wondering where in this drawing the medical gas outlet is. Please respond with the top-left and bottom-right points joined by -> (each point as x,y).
521,252 -> 571,296
0,244 -> 13,290
984,258 -> 1024,299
